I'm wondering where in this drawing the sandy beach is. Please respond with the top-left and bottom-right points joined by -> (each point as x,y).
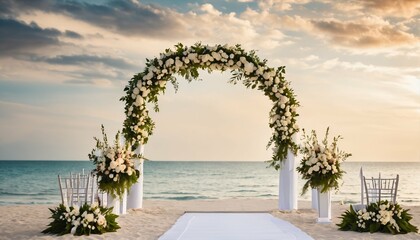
0,199 -> 419,240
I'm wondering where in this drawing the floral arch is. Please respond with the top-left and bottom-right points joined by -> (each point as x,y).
121,43 -> 299,169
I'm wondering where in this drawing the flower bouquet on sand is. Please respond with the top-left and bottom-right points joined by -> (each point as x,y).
338,200 -> 418,234
42,202 -> 120,236
296,127 -> 351,194
89,125 -> 140,198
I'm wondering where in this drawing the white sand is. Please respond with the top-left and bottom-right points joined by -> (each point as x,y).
0,199 -> 419,240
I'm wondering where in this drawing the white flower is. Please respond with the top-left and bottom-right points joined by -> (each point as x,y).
175,59 -> 183,68
71,205 -> 80,216
244,62 -> 255,73
97,214 -> 106,226
313,165 -> 320,172
91,202 -> 98,209
94,149 -> 103,158
211,51 -> 221,61
110,161 -> 117,169
71,226 -> 77,235
165,58 -> 174,67
85,213 -> 94,223
109,173 -> 114,178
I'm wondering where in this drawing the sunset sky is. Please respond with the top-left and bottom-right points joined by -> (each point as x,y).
0,0 -> 419,162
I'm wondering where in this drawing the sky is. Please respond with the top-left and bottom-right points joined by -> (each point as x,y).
0,0 -> 419,162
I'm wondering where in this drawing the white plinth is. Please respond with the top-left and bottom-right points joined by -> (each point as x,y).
311,188 -> 318,210
107,194 -> 121,215
120,190 -> 127,214
127,145 -> 144,209
278,145 -> 298,211
316,189 -> 331,223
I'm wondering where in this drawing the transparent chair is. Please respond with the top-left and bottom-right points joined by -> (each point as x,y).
363,173 -> 399,205
58,170 -> 99,206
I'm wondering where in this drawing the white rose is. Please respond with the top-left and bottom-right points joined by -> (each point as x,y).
116,157 -> 124,165
120,164 -> 126,172
97,214 -> 106,226
313,165 -> 320,172
244,62 -> 255,74
165,58 -> 174,67
110,161 -> 117,169
115,165 -> 121,173
85,213 -> 94,223
211,52 -> 221,61
175,59 -> 183,68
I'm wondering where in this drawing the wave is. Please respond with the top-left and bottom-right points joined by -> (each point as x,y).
230,190 -> 258,193
0,191 -> 47,196
159,191 -> 200,195
258,194 -> 277,197
147,195 -> 217,201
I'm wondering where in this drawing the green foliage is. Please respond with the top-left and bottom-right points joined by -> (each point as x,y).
121,42 -> 300,169
337,201 -> 419,235
42,203 -> 120,236
296,127 -> 351,194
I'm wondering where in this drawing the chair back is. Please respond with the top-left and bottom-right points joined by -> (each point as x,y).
58,170 -> 99,206
363,173 -> 399,205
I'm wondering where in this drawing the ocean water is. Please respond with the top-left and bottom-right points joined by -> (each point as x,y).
0,161 -> 419,206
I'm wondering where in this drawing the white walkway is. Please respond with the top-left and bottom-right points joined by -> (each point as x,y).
159,213 -> 314,240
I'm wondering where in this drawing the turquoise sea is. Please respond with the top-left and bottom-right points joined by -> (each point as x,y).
0,161 -> 419,206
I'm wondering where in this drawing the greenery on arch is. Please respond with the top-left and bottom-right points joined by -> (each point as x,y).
121,43 -> 299,169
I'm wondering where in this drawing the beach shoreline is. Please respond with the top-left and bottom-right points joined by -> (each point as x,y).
1,199 -> 419,240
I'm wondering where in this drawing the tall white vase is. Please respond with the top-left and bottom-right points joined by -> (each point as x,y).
107,194 -> 121,215
311,188 -> 318,210
120,190 -> 127,214
278,135 -> 298,211
316,189 -> 331,223
127,145 -> 144,209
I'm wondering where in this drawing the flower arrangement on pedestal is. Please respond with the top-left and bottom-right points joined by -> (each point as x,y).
121,43 -> 300,170
42,202 -> 120,236
296,127 -> 351,194
338,200 -> 418,234
89,125 -> 140,198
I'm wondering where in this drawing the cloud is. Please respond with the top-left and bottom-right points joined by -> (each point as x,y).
5,0 -> 186,39
0,18 -> 61,55
32,54 -> 136,70
311,17 -> 418,48
258,0 -> 310,11
359,0 -> 420,18
64,30 -> 83,39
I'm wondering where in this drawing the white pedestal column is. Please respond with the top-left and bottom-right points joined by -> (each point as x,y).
278,141 -> 298,211
127,145 -> 144,209
311,188 -> 318,210
120,190 -> 127,214
107,194 -> 121,215
316,189 -> 332,223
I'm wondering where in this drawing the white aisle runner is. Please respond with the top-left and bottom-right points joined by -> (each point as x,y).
159,213 -> 314,240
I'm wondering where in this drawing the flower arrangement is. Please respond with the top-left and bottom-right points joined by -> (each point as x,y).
121,42 -> 300,170
89,125 -> 140,198
337,201 -> 418,234
296,127 -> 351,194
42,203 -> 120,236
